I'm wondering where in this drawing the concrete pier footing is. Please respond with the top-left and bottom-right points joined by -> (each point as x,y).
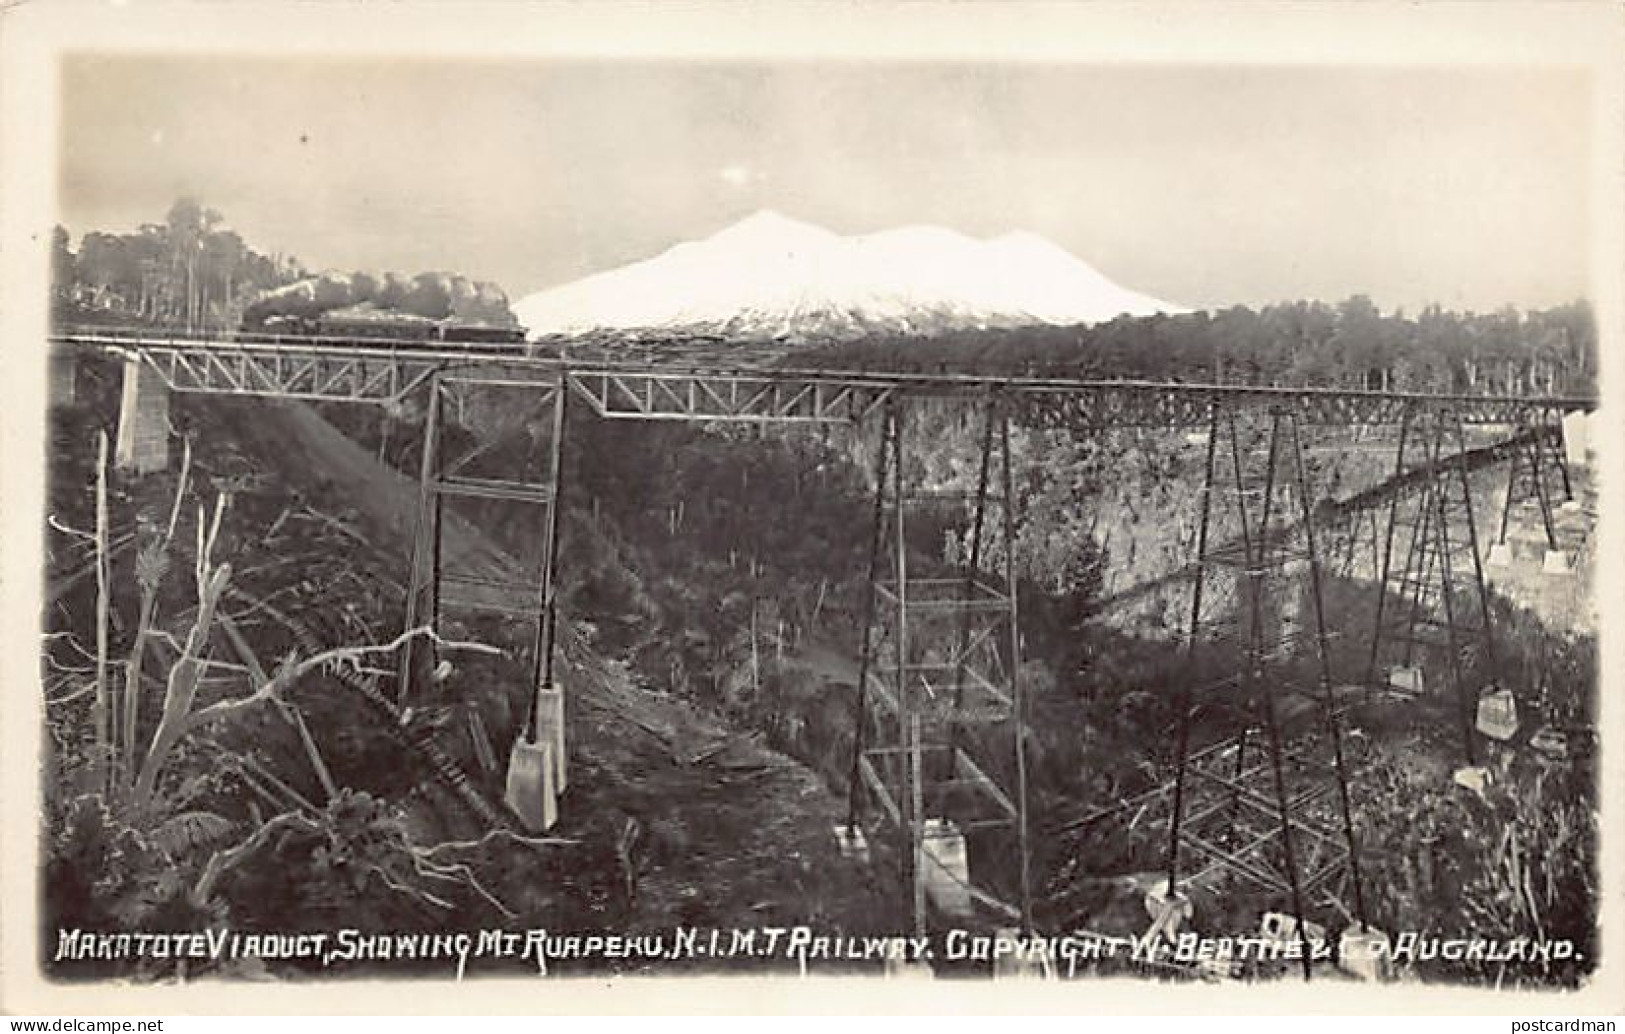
1386,666 -> 1424,694
114,357 -> 170,474
1452,765 -> 1491,795
504,683 -> 567,831
1143,879 -> 1194,941
1476,686 -> 1518,741
504,738 -> 558,832
1562,411 -> 1590,469
1260,911 -> 1326,950
534,684 -> 567,793
832,824 -> 870,864
918,818 -> 973,920
1338,926 -> 1394,981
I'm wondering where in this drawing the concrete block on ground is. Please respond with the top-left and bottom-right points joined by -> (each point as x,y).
1542,549 -> 1572,576
918,818 -> 973,920
1386,666 -> 1424,694
1452,765 -> 1490,795
1259,912 -> 1326,951
1562,411 -> 1590,468
504,737 -> 558,832
114,357 -> 170,475
1475,686 -> 1518,741
1338,926 -> 1393,981
832,824 -> 870,864
533,684 -> 567,793
1143,879 -> 1194,942
1486,543 -> 1513,568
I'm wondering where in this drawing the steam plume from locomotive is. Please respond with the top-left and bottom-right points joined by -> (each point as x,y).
242,270 -> 520,328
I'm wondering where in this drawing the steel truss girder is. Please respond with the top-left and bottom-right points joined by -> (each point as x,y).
564,369 -> 895,424
54,331 -> 1594,426
1012,385 -> 1582,429
129,342 -> 441,403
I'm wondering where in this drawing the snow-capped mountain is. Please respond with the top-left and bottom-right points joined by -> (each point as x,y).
513,210 -> 1182,342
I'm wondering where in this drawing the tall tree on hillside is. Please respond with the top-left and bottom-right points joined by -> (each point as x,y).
201,228 -> 248,329
1322,295 -> 1384,389
166,197 -> 221,329
137,223 -> 171,319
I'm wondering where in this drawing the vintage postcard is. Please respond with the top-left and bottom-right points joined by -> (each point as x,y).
2,0 -> 1621,1016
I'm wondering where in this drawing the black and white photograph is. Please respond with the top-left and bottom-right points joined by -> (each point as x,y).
2,0 -> 1621,1017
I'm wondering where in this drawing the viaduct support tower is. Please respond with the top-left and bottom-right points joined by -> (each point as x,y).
1362,408 -> 1501,765
1489,416 -> 1574,574
398,369 -> 570,831
1161,407 -> 1370,979
847,394 -> 1034,939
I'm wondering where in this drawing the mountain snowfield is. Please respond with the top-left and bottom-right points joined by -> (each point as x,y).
513,210 -> 1184,342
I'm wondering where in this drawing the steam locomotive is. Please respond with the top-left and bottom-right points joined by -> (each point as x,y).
239,271 -> 529,347
241,307 -> 529,346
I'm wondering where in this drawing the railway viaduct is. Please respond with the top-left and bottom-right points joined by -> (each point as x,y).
47,326 -> 1599,972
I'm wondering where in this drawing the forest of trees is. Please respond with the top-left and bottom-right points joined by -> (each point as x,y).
52,198 -> 306,330
800,297 -> 1599,398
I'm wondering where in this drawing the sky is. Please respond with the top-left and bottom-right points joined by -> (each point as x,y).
58,54 -> 1593,314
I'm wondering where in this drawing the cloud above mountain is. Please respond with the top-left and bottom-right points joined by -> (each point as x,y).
514,210 -> 1183,342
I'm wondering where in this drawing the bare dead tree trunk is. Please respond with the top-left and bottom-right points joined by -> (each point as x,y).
132,497 -> 230,810
94,432 -> 111,789
133,564 -> 230,808
123,438 -> 192,790
750,596 -> 761,702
